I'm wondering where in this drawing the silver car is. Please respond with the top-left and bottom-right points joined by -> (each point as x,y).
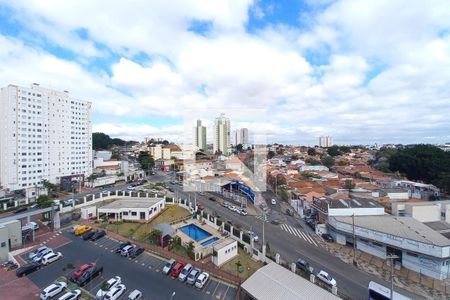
33,248 -> 53,263
28,246 -> 49,260
186,268 -> 201,285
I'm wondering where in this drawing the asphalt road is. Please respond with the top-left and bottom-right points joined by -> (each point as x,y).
167,181 -> 421,300
26,231 -> 237,300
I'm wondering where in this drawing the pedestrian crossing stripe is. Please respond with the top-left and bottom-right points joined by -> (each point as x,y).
280,224 -> 318,246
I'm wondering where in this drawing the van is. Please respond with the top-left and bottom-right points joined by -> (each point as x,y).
127,289 -> 142,300
74,225 -> 92,236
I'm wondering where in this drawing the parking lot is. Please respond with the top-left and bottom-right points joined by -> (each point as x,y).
23,230 -> 237,300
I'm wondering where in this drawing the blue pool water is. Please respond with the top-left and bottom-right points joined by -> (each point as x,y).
179,224 -> 212,242
200,237 -> 220,247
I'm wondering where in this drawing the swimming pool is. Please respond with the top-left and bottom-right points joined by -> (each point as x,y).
179,224 -> 212,242
200,237 -> 220,247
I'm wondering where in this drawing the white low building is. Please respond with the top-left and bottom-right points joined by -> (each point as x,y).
0,220 -> 22,262
212,238 -> 238,266
97,198 -> 165,222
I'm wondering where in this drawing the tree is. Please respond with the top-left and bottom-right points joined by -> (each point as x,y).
343,179 -> 355,191
321,156 -> 335,169
268,150 -> 276,159
36,195 -> 53,208
291,154 -> 299,160
279,188 -> 290,202
307,148 -> 316,156
92,132 -> 126,150
235,144 -> 244,153
41,179 -> 58,192
138,151 -> 155,170
187,241 -> 195,260
305,158 -> 321,165
327,145 -> 341,157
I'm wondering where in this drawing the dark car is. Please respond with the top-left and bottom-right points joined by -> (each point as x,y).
208,197 -> 216,202
115,241 -> 131,253
14,207 -> 28,214
76,266 -> 103,286
296,259 -> 314,274
270,219 -> 281,225
81,230 -> 95,241
129,247 -> 145,259
90,230 -> 106,241
16,262 -> 40,277
286,208 -> 294,216
321,233 -> 333,242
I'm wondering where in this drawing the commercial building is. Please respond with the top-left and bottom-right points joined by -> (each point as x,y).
212,238 -> 238,266
392,200 -> 450,223
213,113 -> 230,155
0,83 -> 92,191
241,262 -> 340,300
328,215 -> 450,280
319,136 -> 333,147
97,198 -> 165,222
194,120 -> 207,150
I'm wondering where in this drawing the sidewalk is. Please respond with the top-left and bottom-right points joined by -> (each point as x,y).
323,242 -> 450,299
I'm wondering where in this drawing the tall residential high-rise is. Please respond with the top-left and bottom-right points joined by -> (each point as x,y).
193,120 -> 207,150
233,128 -> 249,145
0,83 -> 92,191
319,136 -> 333,147
213,113 -> 230,155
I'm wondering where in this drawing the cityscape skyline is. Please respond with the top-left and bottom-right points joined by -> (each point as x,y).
0,1 -> 449,145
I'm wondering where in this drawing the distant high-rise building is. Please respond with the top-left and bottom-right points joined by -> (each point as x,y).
319,136 -> 333,147
213,113 -> 230,155
0,83 -> 92,191
233,128 -> 249,145
193,120 -> 207,150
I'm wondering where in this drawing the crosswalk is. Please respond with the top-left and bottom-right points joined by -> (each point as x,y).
254,215 -> 268,222
280,224 -> 319,247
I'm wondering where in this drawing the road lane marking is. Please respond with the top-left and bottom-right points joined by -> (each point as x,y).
222,285 -> 230,300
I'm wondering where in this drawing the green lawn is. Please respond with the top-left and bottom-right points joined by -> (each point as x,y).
106,222 -> 141,238
171,244 -> 189,258
220,248 -> 264,280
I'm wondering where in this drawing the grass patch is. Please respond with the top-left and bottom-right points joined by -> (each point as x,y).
171,244 -> 189,258
132,205 -> 191,241
106,222 -> 141,238
220,248 -> 264,280
144,183 -> 163,190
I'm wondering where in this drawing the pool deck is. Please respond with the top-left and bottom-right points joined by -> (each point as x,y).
173,219 -> 223,249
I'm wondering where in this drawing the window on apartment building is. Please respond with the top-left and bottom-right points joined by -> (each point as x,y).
131,212 -> 137,216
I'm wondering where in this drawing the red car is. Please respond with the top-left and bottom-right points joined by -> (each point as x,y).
70,262 -> 96,281
170,262 -> 185,278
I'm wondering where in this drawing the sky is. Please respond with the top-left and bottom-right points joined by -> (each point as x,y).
0,0 -> 449,145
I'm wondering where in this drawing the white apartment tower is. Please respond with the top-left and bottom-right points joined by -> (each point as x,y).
213,113 -> 230,155
193,120 -> 207,150
319,136 -> 333,147
233,128 -> 249,145
0,84 -> 92,191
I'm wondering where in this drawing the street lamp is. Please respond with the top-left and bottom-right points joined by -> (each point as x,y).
386,254 -> 399,299
170,291 -> 176,300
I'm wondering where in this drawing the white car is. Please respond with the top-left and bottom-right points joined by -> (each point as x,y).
162,259 -> 176,275
271,199 -> 276,205
121,245 -> 135,257
317,270 -> 337,287
247,231 -> 259,242
40,281 -> 67,300
33,248 -> 54,263
178,264 -> 193,282
58,289 -> 81,300
127,185 -> 135,190
239,209 -> 248,216
28,246 -> 49,260
23,221 -> 39,231
41,251 -> 63,265
96,276 -> 121,299
195,272 -> 209,289
104,284 -> 126,300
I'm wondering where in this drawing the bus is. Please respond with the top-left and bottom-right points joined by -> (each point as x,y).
368,281 -> 411,300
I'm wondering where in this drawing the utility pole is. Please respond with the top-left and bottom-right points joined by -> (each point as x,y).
387,254 -> 399,299
352,213 -> 357,266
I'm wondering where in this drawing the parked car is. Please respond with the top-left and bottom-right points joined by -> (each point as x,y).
170,262 -> 185,278
14,207 -> 28,214
239,209 -> 248,216
104,284 -> 126,300
178,263 -> 193,282
286,208 -> 294,216
271,199 -> 276,205
41,252 -> 63,265
76,266 -> 103,286
270,219 -> 281,225
96,276 -> 121,299
28,246 -> 49,260
74,225 -> 92,236
221,202 -> 229,208
208,197 -> 216,202
120,245 -> 136,257
40,281 -> 67,300
186,268 -> 201,285
81,230 -> 96,240
296,259 -> 314,274
127,186 -> 135,190
70,263 -> 96,282
247,231 -> 259,242
114,241 -> 131,253
317,270 -> 337,287
195,272 -> 209,289
162,259 -> 176,275
127,289 -> 142,300
321,233 -> 333,242
259,203 -> 268,211
33,248 -> 54,263
58,289 -> 81,300
23,221 -> 39,231
129,247 -> 144,259
16,262 -> 40,277
91,230 -> 106,241
69,225 -> 80,234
